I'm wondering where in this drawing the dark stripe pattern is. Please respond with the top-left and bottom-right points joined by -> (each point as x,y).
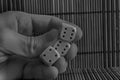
0,0 -> 120,80
56,68 -> 120,80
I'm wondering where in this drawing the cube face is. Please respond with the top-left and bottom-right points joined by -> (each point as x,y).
40,46 -> 60,66
53,40 -> 71,56
60,23 -> 77,42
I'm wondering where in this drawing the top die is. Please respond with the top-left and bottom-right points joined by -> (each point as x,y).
60,23 -> 77,42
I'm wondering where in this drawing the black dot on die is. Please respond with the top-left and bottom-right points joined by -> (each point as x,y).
57,44 -> 60,46
66,45 -> 68,47
55,48 -> 57,50
49,49 -> 52,51
64,32 -> 66,34
70,37 -> 72,39
59,41 -> 62,43
55,54 -> 58,57
65,28 -> 67,30
64,49 -> 66,51
71,33 -> 74,36
72,30 -> 75,32
43,54 -> 46,56
49,60 -> 52,62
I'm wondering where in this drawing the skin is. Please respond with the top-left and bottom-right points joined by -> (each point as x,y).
0,11 -> 83,80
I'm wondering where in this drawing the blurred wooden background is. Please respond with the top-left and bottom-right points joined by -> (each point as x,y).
0,0 -> 120,80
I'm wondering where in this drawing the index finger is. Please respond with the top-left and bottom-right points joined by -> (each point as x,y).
32,14 -> 83,41
31,15 -> 62,35
0,11 -> 82,41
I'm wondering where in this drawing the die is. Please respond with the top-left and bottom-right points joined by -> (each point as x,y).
40,46 -> 60,66
53,40 -> 71,56
60,23 -> 77,42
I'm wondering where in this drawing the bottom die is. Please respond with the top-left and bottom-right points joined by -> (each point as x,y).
40,46 -> 60,66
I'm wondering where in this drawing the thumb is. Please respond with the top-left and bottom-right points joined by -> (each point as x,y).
33,29 -> 59,57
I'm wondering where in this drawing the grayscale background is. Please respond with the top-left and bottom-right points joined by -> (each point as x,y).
0,0 -> 119,80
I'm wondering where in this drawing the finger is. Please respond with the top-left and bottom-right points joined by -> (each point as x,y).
32,14 -> 83,41
1,11 -> 61,36
33,64 -> 58,80
0,56 -> 26,80
1,11 -> 83,41
65,43 -> 78,61
1,11 -> 83,40
53,57 -> 68,74
34,29 -> 58,56
31,14 -> 63,35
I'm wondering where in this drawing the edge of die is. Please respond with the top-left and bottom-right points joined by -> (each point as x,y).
52,47 -> 61,58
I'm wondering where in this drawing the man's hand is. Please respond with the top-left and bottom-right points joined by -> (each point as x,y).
0,11 -> 82,80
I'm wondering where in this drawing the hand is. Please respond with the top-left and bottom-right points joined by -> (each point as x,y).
0,11 -> 82,80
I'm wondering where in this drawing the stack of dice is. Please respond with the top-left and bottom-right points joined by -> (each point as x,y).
40,23 -> 77,66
